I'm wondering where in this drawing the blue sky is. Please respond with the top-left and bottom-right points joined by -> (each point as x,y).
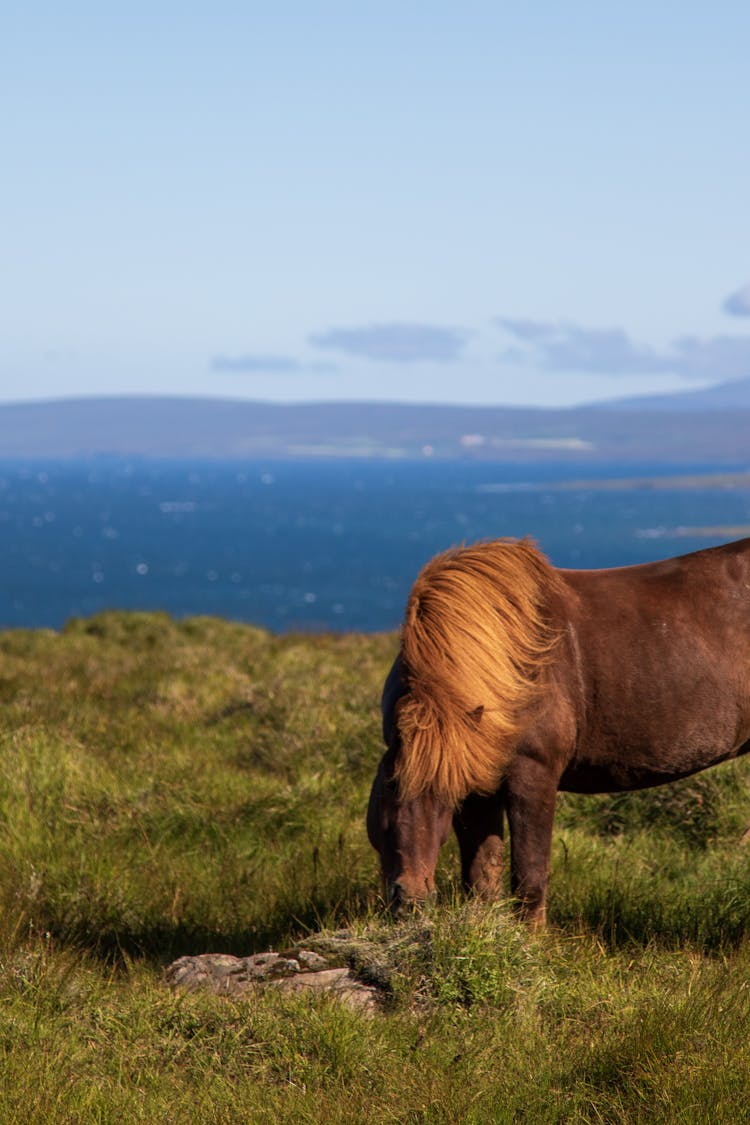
3,2 -> 750,407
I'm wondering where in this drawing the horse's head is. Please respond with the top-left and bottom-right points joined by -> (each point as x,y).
367,747 -> 453,914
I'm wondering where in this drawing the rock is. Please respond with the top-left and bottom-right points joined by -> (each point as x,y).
165,950 -> 381,1013
165,951 -> 299,992
297,949 -> 328,971
268,966 -> 380,1013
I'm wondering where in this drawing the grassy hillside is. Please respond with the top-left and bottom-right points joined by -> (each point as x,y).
2,614 -> 750,1121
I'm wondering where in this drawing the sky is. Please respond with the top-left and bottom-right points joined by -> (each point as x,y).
3,2 -> 750,409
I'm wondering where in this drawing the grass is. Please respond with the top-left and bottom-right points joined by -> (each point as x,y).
2,610 -> 750,1120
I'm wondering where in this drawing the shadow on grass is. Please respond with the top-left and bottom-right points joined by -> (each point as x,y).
31,885 -> 382,968
550,897 -> 750,954
45,879 -> 750,969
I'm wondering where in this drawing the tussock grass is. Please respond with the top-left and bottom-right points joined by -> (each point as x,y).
2,610 -> 750,1120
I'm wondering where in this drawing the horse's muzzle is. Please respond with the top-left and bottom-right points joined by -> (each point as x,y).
386,880 -> 434,917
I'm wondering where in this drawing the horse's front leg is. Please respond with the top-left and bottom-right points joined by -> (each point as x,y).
452,790 -> 505,900
505,754 -> 560,929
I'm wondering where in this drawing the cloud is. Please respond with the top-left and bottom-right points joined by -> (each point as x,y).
211,354 -> 337,374
309,323 -> 468,363
497,318 -> 750,382
670,334 -> 750,380
723,284 -> 750,317
497,319 -> 665,375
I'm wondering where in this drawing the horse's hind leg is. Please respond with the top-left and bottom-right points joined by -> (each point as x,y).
452,791 -> 505,900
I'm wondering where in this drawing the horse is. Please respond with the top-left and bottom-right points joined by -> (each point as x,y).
367,536 -> 750,927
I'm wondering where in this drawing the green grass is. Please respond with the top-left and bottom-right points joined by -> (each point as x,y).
2,610 -> 750,1121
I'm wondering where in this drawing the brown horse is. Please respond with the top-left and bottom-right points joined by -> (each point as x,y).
367,536 -> 750,926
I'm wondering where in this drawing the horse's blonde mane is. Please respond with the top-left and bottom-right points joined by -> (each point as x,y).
395,538 -> 563,807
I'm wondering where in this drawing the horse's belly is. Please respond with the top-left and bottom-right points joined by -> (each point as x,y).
559,723 -> 747,794
558,754 -> 736,794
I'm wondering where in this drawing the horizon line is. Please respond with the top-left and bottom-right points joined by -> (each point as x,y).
0,383 -> 733,413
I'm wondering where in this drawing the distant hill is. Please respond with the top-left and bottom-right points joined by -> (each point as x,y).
584,376 -> 750,412
0,392 -> 748,464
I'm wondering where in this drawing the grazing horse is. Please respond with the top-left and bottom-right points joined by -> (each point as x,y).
367,537 -> 750,926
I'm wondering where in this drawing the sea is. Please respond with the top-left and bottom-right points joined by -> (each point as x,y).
1,457 -> 749,633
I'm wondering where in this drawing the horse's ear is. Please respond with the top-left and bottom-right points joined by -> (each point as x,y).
468,705 -> 484,725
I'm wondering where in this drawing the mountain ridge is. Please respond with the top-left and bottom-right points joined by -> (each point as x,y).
0,386 -> 748,463
581,376 -> 750,412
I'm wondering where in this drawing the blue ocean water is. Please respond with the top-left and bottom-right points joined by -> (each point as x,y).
1,458 -> 749,633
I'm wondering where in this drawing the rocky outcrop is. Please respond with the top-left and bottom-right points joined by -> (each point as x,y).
165,949 -> 381,1013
